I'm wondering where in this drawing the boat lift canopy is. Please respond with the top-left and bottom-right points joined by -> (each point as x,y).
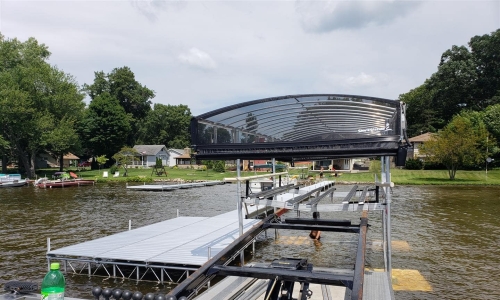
190,94 -> 409,162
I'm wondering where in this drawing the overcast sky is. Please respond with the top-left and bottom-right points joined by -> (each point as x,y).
1,0 -> 499,115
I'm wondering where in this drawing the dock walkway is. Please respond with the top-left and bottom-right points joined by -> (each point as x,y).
47,208 -> 262,282
126,180 -> 224,191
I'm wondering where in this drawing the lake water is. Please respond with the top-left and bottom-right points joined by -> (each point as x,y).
0,183 -> 499,299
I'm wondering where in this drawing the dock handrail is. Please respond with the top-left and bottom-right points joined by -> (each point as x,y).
224,172 -> 288,182
247,183 -> 297,200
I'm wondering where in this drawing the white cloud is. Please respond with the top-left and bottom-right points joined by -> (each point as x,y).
297,0 -> 421,32
178,48 -> 217,71
343,72 -> 391,87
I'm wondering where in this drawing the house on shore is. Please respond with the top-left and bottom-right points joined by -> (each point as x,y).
36,152 -> 80,168
175,148 -> 194,168
407,132 -> 433,159
132,145 -> 169,167
132,145 -> 194,167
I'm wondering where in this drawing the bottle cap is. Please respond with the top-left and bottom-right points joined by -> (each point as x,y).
50,262 -> 60,270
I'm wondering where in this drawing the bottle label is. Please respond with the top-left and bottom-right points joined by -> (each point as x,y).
41,292 -> 64,300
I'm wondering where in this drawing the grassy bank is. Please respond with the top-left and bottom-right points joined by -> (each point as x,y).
32,166 -> 500,185
339,168 -> 500,185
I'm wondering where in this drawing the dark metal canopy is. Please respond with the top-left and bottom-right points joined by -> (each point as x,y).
191,94 -> 408,161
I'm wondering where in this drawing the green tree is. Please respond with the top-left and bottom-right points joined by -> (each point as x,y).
112,146 -> 139,177
399,83 -> 441,137
136,103 -> 191,148
80,92 -> 131,160
0,135 -> 9,173
421,115 -> 491,180
483,104 -> 500,146
0,34 -> 85,177
427,45 -> 477,123
83,67 -> 155,146
403,30 -> 500,135
45,118 -> 81,172
469,29 -> 500,108
96,155 -> 109,172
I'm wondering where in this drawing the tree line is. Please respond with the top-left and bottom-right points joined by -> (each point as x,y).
400,29 -> 500,177
0,33 -> 191,178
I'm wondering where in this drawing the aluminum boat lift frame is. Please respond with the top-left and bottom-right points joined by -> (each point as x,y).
166,157 -> 395,300
167,95 -> 406,299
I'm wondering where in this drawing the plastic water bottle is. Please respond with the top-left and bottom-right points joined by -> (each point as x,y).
41,262 -> 65,300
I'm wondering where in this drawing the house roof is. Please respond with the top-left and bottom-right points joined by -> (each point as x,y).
63,153 -> 79,160
169,149 -> 184,155
408,132 -> 434,143
176,153 -> 192,159
133,145 -> 166,156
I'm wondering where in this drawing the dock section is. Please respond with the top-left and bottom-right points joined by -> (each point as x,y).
47,209 -> 262,283
126,180 -> 224,191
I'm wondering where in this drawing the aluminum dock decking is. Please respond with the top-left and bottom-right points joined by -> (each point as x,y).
126,180 -> 224,191
47,208 -> 263,282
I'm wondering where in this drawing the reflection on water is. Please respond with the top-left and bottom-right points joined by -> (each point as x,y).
0,183 -> 499,299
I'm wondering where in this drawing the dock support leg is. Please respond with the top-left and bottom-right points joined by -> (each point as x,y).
384,156 -> 392,275
237,159 -> 245,266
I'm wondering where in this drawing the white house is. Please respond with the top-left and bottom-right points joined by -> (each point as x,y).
133,145 -> 169,167
132,145 -> 190,167
167,148 -> 184,167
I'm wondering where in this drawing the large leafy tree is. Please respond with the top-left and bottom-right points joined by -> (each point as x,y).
469,30 -> 500,108
427,45 -> 478,122
83,67 -> 155,146
403,29 -> 500,136
421,115 -> 492,180
399,83 -> 441,137
482,104 -> 500,142
0,134 -> 9,173
136,103 -> 191,148
45,118 -> 81,172
80,92 -> 131,159
0,34 -> 85,177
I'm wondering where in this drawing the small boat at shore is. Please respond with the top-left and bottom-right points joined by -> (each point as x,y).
0,174 -> 28,188
34,172 -> 95,188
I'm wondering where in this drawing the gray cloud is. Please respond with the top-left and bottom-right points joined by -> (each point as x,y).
131,0 -> 186,22
297,0 -> 422,32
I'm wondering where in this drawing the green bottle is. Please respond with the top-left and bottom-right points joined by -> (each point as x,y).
41,262 -> 65,300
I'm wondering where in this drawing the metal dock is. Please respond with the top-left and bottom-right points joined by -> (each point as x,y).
46,208 -> 263,283
126,180 -> 224,191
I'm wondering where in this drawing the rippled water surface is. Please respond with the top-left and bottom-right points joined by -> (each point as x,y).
1,183 -> 499,299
